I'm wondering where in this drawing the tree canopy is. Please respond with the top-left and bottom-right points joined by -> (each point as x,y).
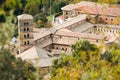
0,20 -> 42,80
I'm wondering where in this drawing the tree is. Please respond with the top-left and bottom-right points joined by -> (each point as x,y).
0,22 -> 42,80
24,1 -> 40,16
34,13 -> 52,28
51,0 -> 68,14
117,1 -> 120,4
0,22 -> 14,49
71,40 -> 99,65
2,0 -> 24,15
34,13 -> 48,23
0,49 -> 36,80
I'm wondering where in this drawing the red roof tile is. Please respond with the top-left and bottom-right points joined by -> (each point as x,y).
55,29 -> 104,40
76,6 -> 120,17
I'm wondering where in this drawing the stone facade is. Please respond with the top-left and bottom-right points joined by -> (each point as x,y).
62,1 -> 120,25
18,14 -> 34,53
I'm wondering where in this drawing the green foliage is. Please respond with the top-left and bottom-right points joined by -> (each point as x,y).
34,13 -> 52,28
0,0 -> 5,5
71,40 -> 98,54
13,26 -> 18,37
0,14 -> 6,22
52,0 -> 68,14
34,13 -> 48,23
36,20 -> 52,28
24,1 -> 40,16
103,43 -> 120,65
0,22 -> 14,49
118,1 -> 120,4
71,40 -> 99,65
2,0 -> 24,15
0,21 -> 41,80
0,48 -> 37,80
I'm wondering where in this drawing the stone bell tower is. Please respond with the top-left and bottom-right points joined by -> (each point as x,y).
17,14 -> 34,53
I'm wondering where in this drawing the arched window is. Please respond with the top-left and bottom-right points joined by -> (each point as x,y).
27,28 -> 29,31
27,41 -> 29,45
111,18 -> 113,21
94,26 -> 97,28
24,28 -> 26,31
96,40 -> 99,42
24,35 -> 26,38
24,42 -> 26,45
24,23 -> 26,25
56,47 -> 58,49
52,46 -> 54,49
27,22 -> 29,25
66,48 -> 67,50
27,34 -> 29,38
62,48 -> 64,50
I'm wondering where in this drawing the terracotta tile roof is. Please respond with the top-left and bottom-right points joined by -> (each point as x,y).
35,58 -> 53,67
61,4 -> 77,11
54,28 -> 105,46
55,29 -> 79,37
61,1 -> 120,17
33,57 -> 58,67
34,14 -> 87,41
17,14 -> 33,20
16,46 -> 50,60
34,28 -> 54,41
54,37 -> 77,45
71,22 -> 94,33
76,1 -> 97,6
55,29 -> 105,40
76,6 -> 120,17
61,1 -> 108,11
